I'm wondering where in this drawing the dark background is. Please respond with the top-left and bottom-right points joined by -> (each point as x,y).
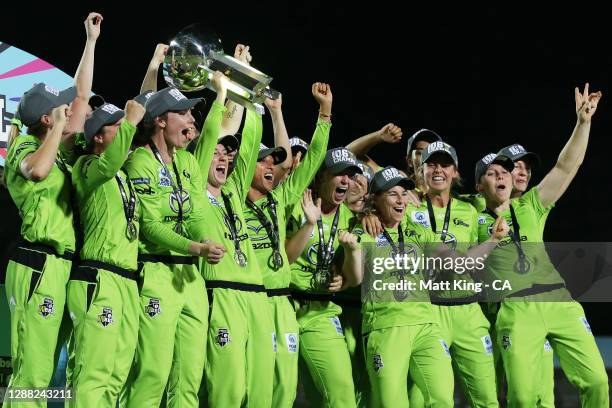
1,4 -> 610,332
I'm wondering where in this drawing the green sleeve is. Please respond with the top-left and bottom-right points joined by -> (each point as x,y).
522,187 -> 554,219
7,135 -> 39,174
193,101 -> 227,189
278,119 -> 330,207
184,153 -> 208,242
77,121 -> 137,195
227,109 -> 263,200
125,150 -> 192,254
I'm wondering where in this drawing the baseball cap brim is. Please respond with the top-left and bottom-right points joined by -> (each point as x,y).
326,162 -> 363,176
258,147 -> 287,165
422,150 -> 457,166
513,151 -> 540,169
372,178 -> 415,195
218,134 -> 240,152
84,110 -> 125,141
169,97 -> 203,113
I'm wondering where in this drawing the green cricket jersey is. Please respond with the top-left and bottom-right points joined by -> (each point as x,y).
477,187 -> 563,295
457,193 -> 486,213
244,119 -> 330,289
123,140 -> 208,257
72,121 -> 140,271
406,197 -> 480,299
353,221 -> 437,333
287,203 -> 356,293
5,134 -> 75,255
193,102 -> 265,285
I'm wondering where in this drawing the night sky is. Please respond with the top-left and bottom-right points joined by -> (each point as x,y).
1,4 -> 610,332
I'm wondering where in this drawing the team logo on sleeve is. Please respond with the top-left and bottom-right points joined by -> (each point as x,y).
131,177 -> 150,185
215,328 -> 231,347
169,190 -> 192,214
146,298 -> 162,317
38,297 -> 55,317
373,354 -> 384,373
481,335 -> 493,355
158,167 -> 172,187
412,211 -> 430,228
502,334 -> 511,350
330,317 -> 344,335
478,216 -> 487,225
98,307 -> 114,327
580,317 -> 592,334
439,340 -> 451,357
286,333 -> 298,353
544,339 -> 553,352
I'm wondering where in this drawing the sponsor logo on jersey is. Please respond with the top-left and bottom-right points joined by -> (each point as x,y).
412,211 -> 430,228
245,216 -> 268,242
580,317 -> 592,334
169,190 -> 192,214
158,167 -> 172,187
478,215 -> 487,225
481,335 -> 493,355
440,339 -> 451,357
39,297 -> 54,317
373,354 -> 384,373
98,307 -> 114,327
502,334 -> 511,350
131,177 -> 150,185
146,298 -> 162,317
223,214 -> 244,234
215,328 -> 231,347
135,185 -> 154,195
286,333 -> 298,353
453,218 -> 469,228
330,317 -> 344,335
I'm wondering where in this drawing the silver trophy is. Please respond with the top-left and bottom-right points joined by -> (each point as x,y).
163,24 -> 279,114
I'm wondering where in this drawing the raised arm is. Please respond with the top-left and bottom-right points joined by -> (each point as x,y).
345,123 -> 402,160
219,44 -> 250,136
279,83 -> 332,205
265,95 -> 292,172
20,106 -> 69,181
80,101 -> 145,190
193,72 -> 229,188
140,43 -> 168,93
285,189 -> 321,263
537,83 -> 602,207
65,12 -> 103,141
338,231 -> 361,288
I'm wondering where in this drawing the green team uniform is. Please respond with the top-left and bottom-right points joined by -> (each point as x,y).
286,203 -> 357,408
459,192 -> 555,407
3,135 -> 75,408
120,134 -> 210,407
193,102 -> 275,407
243,119 -> 330,407
67,121 -> 140,407
407,198 -> 498,408
353,221 -> 454,408
477,187 -> 608,407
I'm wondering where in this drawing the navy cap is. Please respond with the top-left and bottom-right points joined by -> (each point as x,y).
421,141 -> 459,167
258,143 -> 287,165
474,152 -> 514,185
322,148 -> 362,176
370,166 -> 415,194
497,144 -> 540,169
144,87 -> 202,121
84,103 -> 125,143
289,137 -> 309,155
18,83 -> 77,126
406,128 -> 442,156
